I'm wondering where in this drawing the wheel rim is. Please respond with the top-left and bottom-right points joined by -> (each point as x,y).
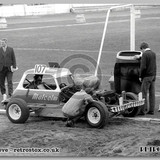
87,107 -> 101,124
8,104 -> 21,120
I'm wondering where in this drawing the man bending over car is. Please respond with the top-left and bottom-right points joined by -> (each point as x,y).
62,76 -> 100,127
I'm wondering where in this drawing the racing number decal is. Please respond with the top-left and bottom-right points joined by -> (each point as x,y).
34,64 -> 47,74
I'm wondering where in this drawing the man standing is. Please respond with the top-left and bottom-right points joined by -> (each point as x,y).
0,38 -> 17,102
138,42 -> 157,115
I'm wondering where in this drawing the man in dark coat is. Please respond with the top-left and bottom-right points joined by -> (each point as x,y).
0,38 -> 17,101
139,42 -> 157,115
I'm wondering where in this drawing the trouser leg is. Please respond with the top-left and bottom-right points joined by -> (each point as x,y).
141,77 -> 150,113
6,71 -> 13,96
149,81 -> 155,112
0,69 -> 6,95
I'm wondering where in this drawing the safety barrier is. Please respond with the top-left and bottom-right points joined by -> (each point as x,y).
0,4 -> 71,17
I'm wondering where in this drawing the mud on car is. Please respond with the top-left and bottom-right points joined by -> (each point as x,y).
2,52 -> 145,128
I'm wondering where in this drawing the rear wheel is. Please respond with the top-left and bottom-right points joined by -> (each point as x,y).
122,92 -> 140,117
85,101 -> 109,128
6,98 -> 29,123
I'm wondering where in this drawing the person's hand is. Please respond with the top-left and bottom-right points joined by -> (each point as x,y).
84,97 -> 93,105
139,78 -> 142,82
11,66 -> 18,72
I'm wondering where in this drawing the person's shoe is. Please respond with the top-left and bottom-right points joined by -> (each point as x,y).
65,120 -> 74,127
147,111 -> 154,115
1,94 -> 7,103
3,94 -> 7,100
158,106 -> 160,112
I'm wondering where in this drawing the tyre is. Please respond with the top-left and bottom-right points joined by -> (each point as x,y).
85,101 -> 109,128
6,98 -> 29,123
122,92 -> 140,117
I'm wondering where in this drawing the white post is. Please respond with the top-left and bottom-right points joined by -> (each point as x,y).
130,5 -> 135,51
94,4 -> 135,76
94,9 -> 111,76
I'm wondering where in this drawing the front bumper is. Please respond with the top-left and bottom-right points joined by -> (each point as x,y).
108,92 -> 145,113
109,99 -> 145,113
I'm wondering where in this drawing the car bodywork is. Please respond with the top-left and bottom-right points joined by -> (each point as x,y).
11,64 -> 77,118
2,55 -> 145,128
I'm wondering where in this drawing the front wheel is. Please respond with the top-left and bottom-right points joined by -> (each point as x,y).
122,92 -> 141,117
6,98 -> 29,123
85,101 -> 109,128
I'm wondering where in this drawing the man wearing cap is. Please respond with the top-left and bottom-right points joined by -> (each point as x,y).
136,42 -> 157,115
0,38 -> 17,102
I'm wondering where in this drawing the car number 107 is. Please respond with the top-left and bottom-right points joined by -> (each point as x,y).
34,64 -> 47,74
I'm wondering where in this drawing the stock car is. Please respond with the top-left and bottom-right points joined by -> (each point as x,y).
2,52 -> 145,128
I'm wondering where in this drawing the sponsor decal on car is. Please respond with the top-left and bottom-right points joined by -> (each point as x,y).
32,93 -> 58,101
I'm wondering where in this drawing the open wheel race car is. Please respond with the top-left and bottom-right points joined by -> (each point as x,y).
2,51 -> 145,128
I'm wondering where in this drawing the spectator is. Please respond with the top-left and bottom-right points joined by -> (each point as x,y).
137,42 -> 157,115
0,38 -> 17,102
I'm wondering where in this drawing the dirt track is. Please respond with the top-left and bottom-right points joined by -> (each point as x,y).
1,113 -> 160,157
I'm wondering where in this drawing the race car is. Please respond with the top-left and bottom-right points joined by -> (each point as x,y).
2,58 -> 144,128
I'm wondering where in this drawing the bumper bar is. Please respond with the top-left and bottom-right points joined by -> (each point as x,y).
109,99 -> 145,113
